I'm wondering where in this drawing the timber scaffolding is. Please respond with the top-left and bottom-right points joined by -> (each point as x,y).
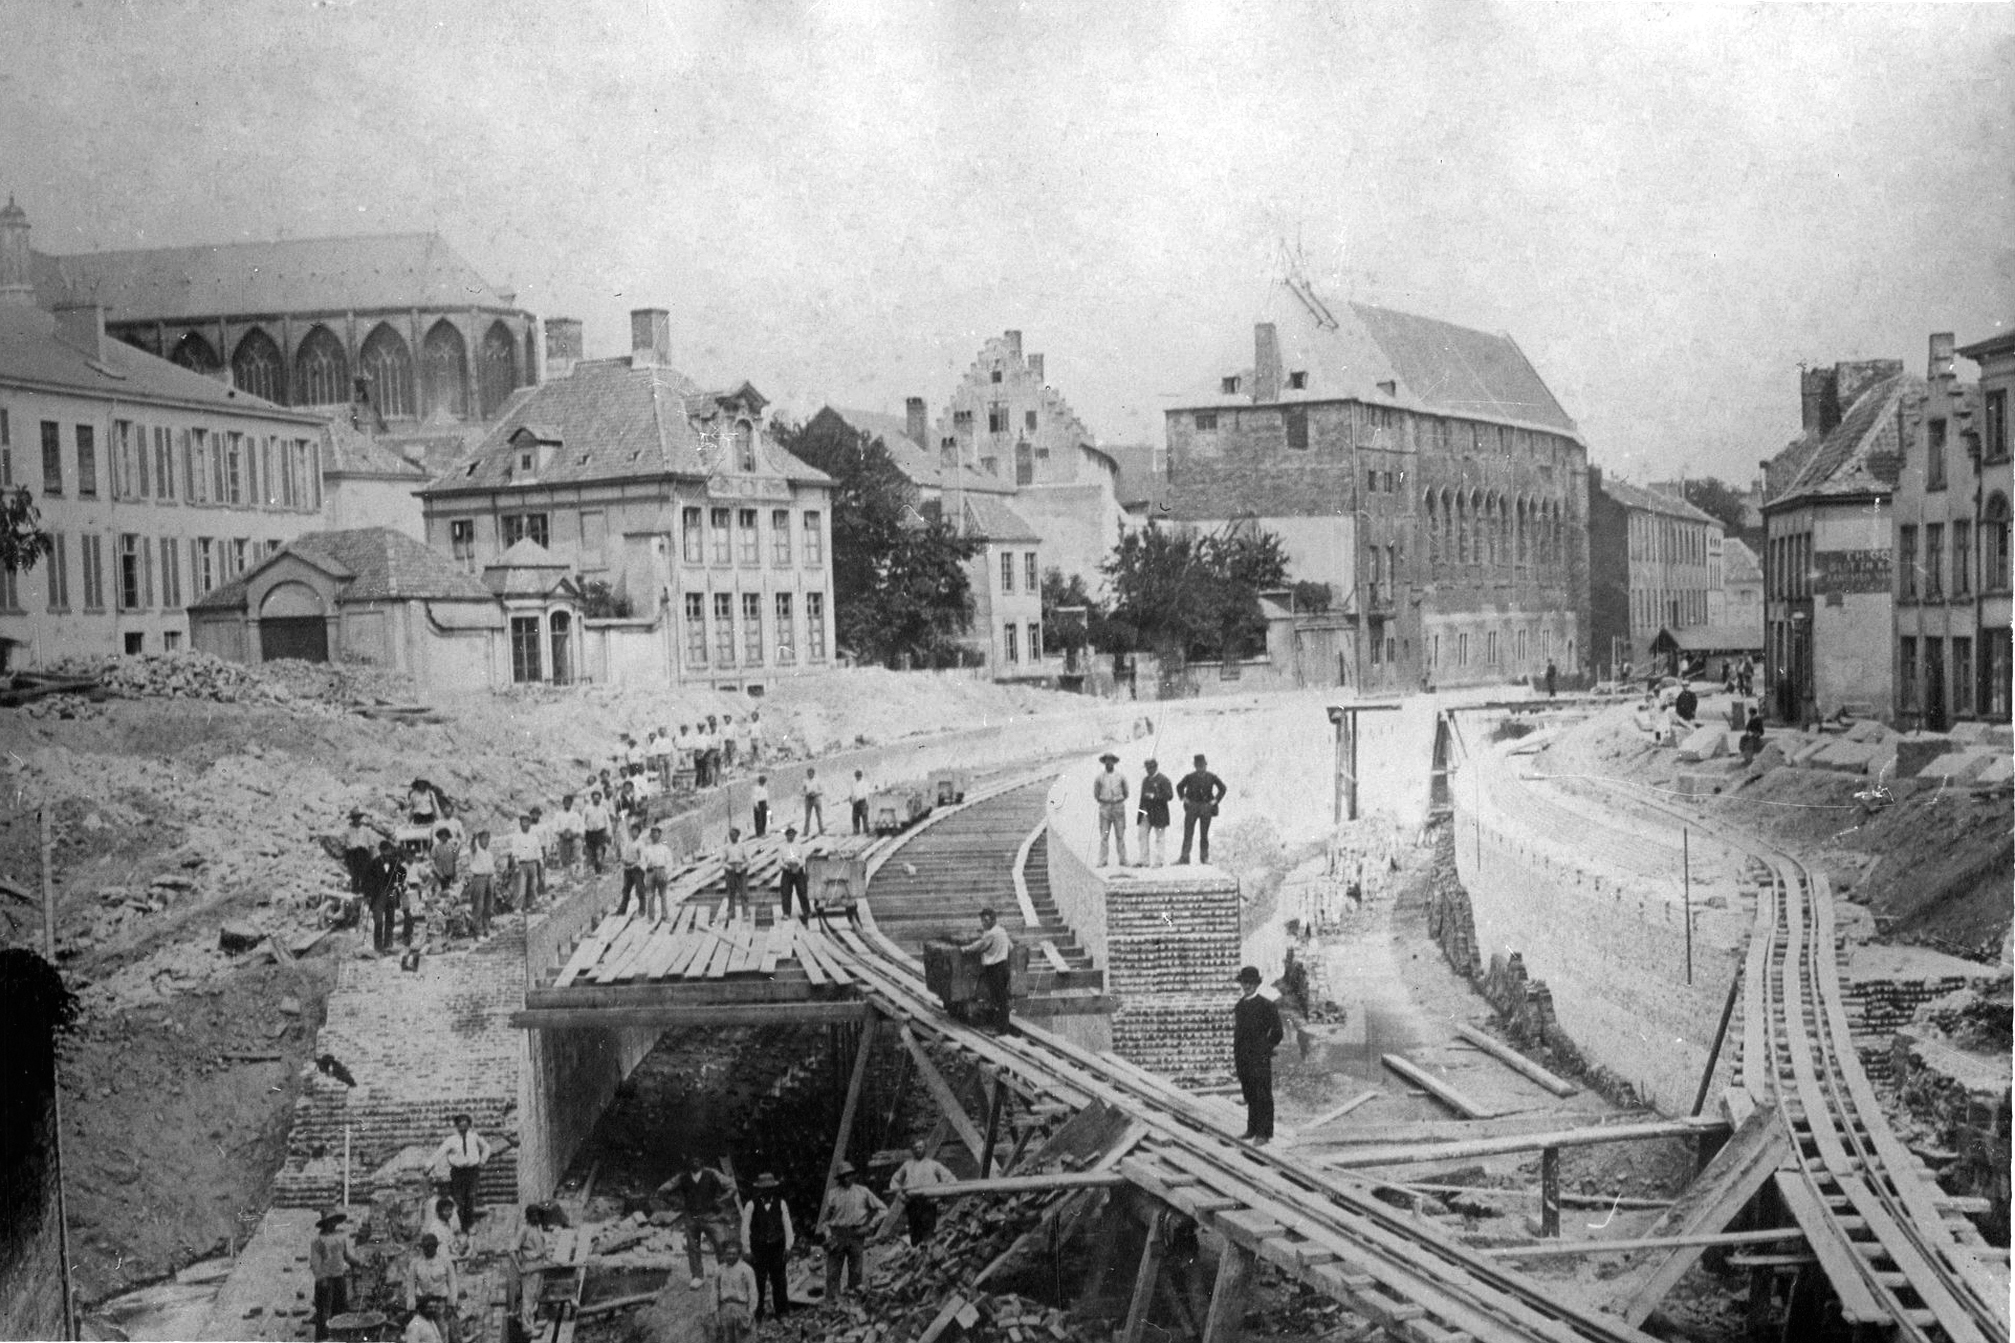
1446,705 -> 2010,1343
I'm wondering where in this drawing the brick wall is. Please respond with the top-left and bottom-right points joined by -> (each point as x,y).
517,1023 -> 658,1203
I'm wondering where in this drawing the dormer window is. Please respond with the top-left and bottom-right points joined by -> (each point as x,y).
1222,376 -> 1241,395
518,450 -> 536,474
734,419 -> 756,473
1288,371 -> 1307,390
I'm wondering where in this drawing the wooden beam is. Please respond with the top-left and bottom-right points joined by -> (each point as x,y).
825,1016 -> 880,1194
1540,1146 -> 1560,1238
1286,1089 -> 1379,1139
524,979 -> 840,1009
510,1001 -> 875,1030
1201,1242 -> 1254,1343
1311,1116 -> 1729,1167
1379,1053 -> 1496,1119
1453,1025 -> 1577,1097
1480,1228 -> 1804,1259
899,1024 -> 987,1161
979,1076 -> 1008,1179
906,1172 -> 1127,1199
1120,1207 -> 1169,1343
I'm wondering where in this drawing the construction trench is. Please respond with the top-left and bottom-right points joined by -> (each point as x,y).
148,689 -> 2010,1343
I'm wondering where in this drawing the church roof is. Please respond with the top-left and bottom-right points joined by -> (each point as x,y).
430,358 -> 828,493
189,526 -> 492,611
32,232 -> 521,321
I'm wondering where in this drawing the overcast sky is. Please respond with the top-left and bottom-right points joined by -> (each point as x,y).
3,0 -> 2008,485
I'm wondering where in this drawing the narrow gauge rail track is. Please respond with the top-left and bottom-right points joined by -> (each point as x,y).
832,776 -> 1665,1343
1466,708 -> 2009,1343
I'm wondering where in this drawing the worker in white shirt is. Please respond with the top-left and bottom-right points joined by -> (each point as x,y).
721,827 -> 750,920
960,908 -> 1014,1033
405,1233 -> 461,1343
693,720 -> 716,789
720,714 -> 739,772
642,825 -> 675,923
801,768 -> 824,836
464,831 -> 496,939
751,775 -> 771,838
431,1114 -> 492,1233
778,827 -> 809,923
581,791 -> 612,875
745,710 -> 765,764
849,770 -> 872,834
888,1140 -> 957,1248
401,1296 -> 445,1343
623,734 -> 646,778
553,795 -> 585,870
506,815 -> 542,913
1093,752 -> 1129,867
649,727 -> 674,795
527,807 -> 552,901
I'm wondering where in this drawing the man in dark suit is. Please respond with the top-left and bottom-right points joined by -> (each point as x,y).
1176,754 -> 1226,865
1233,965 -> 1283,1143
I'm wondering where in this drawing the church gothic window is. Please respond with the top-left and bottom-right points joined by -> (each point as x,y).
422,320 -> 469,421
170,331 -> 221,375
231,327 -> 284,404
360,323 -> 416,419
478,321 -> 518,420
294,325 -> 349,407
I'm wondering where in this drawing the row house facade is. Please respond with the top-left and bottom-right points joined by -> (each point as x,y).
1893,330 -> 2013,728
1164,293 -> 1589,692
0,295 -> 331,666
420,310 -> 835,691
1587,470 -> 1725,678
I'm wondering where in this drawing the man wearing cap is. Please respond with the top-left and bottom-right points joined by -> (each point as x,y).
1176,753 -> 1227,865
506,814 -> 542,913
960,908 -> 1014,1032
778,826 -> 810,923
722,826 -> 751,920
888,1140 -> 957,1248
849,769 -> 872,834
1136,758 -> 1173,868
310,1209 -> 368,1341
739,1172 -> 795,1320
802,767 -> 825,836
1093,752 -> 1130,867
816,1162 -> 886,1301
405,1231 -> 462,1343
1233,966 -> 1284,1144
659,1154 -> 731,1290
431,1114 -> 492,1233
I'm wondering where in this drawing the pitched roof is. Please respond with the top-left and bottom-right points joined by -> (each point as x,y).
0,301 -> 322,420
325,416 -> 428,480
962,495 -> 1040,543
428,358 -> 829,493
1957,329 -> 2015,361
1594,475 -> 1722,527
1721,537 -> 1762,584
1771,372 -> 1914,508
32,233 -> 519,321
820,406 -> 1016,496
1657,623 -> 1764,653
189,527 -> 493,611
1174,284 -> 1579,437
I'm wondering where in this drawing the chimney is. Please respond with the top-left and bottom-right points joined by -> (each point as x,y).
905,396 -> 928,449
544,317 -> 583,381
1254,323 -> 1282,404
1003,329 -> 1023,359
0,196 -> 31,307
52,303 -> 110,364
1028,353 -> 1045,385
1799,365 -> 1838,435
1587,464 -> 1604,491
1928,332 -> 1956,383
630,308 -> 671,369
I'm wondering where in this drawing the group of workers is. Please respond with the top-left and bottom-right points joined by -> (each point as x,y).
1091,750 -> 1227,868
613,711 -> 766,796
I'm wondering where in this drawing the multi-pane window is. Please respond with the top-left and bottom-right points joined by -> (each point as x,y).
741,592 -> 763,665
222,432 -> 244,504
988,403 -> 1008,434
117,534 -> 147,610
803,511 -> 823,565
45,533 -> 68,609
1000,551 -> 1014,592
450,520 -> 476,567
775,592 -> 795,665
153,428 -> 173,500
158,538 -> 181,609
1028,622 -> 1041,662
111,420 -> 132,497
685,593 -> 707,667
41,421 -> 61,494
0,407 -> 9,486
713,592 -> 735,664
1003,623 -> 1018,663
1925,523 -> 1944,599
195,538 -> 216,595
75,425 -> 96,497
710,508 -> 733,565
737,509 -> 759,565
806,592 -> 826,661
231,538 -> 249,576
734,420 -> 756,473
80,533 -> 105,610
502,513 -> 550,548
682,507 -> 704,564
1025,552 -> 1038,591
1899,637 -> 1918,711
1458,632 -> 1470,665
1899,526 -> 1918,599
771,510 -> 791,566
1954,637 -> 1975,717
1954,521 -> 1972,597
1927,419 -> 1947,491
1985,390 -> 2008,463
186,429 -> 209,503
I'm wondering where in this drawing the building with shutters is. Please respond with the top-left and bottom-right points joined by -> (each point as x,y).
418,309 -> 836,692
1164,286 -> 1589,692
1586,469 -> 1725,679
0,280 -> 331,667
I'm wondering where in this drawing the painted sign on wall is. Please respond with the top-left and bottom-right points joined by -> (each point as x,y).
1814,548 -> 1892,595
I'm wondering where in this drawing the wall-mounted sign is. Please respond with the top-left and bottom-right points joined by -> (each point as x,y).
1814,548 -> 1891,595
705,474 -> 791,501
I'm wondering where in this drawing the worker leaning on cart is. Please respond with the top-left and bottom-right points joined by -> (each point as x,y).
961,908 -> 1014,1034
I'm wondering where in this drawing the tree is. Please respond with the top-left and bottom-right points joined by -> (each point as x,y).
578,579 -> 633,619
0,490 -> 53,574
1101,521 -> 1292,662
773,418 -> 982,667
1680,477 -> 1762,549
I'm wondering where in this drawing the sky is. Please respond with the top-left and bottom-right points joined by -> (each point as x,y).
1,0 -> 2008,488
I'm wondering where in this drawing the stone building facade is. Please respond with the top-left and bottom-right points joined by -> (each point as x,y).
1586,469 -> 1724,678
1960,329 -> 2013,721
1164,294 -> 1589,692
420,310 -> 835,693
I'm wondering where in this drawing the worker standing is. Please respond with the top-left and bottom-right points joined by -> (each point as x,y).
816,1162 -> 886,1302
617,819 -> 647,916
553,795 -> 584,871
369,840 -> 405,954
1175,754 -> 1226,865
888,1140 -> 957,1248
722,827 -> 750,920
961,908 -> 1014,1033
581,790 -> 612,875
342,809 -> 380,895
739,1172 -> 794,1320
405,1232 -> 461,1343
642,825 -> 674,923
1136,758 -> 1173,868
464,831 -> 495,940
431,1114 -> 491,1234
751,774 -> 771,837
802,767 -> 825,836
309,1209 -> 368,1341
778,827 -> 809,923
712,1242 -> 758,1343
505,814 -> 541,913
660,1155 -> 731,1290
1545,659 -> 1558,699
849,769 -> 872,834
1093,752 -> 1130,867
1232,966 -> 1283,1144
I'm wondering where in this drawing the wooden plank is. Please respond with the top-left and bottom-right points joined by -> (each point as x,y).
1481,1227 -> 1806,1259
898,1024 -> 986,1161
511,1002 -> 877,1030
825,1017 -> 880,1193
1379,1054 -> 1495,1119
589,920 -> 650,984
1201,1243 -> 1254,1343
555,915 -> 625,988
794,926 -> 829,987
757,920 -> 784,976
1286,1090 -> 1380,1139
1312,1116 -> 1727,1167
1453,1025 -> 1577,1097
1040,939 -> 1069,974
1119,1207 -> 1169,1343
906,1171 -> 1127,1198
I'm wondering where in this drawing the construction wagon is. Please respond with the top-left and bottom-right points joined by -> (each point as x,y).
923,938 -> 1031,1024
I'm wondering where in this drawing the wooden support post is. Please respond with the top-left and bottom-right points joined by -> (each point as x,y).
979,1076 -> 1008,1179
1077,1197 -> 1127,1308
898,1025 -> 987,1160
825,1015 -> 879,1196
1691,969 -> 1744,1117
1540,1145 -> 1560,1238
1201,1243 -> 1255,1343
1120,1207 -> 1168,1343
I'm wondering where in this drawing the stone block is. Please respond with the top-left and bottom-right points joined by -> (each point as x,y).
1894,735 -> 1954,779
1986,724 -> 2013,750
1975,754 -> 2014,787
1790,738 -> 1833,767
1919,750 -> 1992,784
1812,741 -> 1880,774
1846,720 -> 1894,744
1866,748 -> 1898,782
1678,725 -> 1726,762
1675,773 -> 1733,797
1949,721 -> 1992,745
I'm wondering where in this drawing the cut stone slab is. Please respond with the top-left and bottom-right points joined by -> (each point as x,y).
1919,750 -> 1992,784
1948,721 -> 1992,745
1812,741 -> 1881,774
1974,754 -> 2013,787
1846,720 -> 1894,744
1791,738 -> 1834,767
1894,735 -> 1955,778
1678,725 -> 1726,762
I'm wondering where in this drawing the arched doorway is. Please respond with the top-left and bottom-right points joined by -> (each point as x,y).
259,581 -> 328,663
293,324 -> 349,406
360,323 -> 416,419
421,320 -> 469,421
549,610 -> 573,686
478,321 -> 518,419
231,327 -> 285,403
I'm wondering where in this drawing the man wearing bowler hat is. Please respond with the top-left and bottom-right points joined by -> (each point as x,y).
1093,751 -> 1129,867
739,1171 -> 795,1320
1135,758 -> 1173,868
1233,966 -> 1284,1143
